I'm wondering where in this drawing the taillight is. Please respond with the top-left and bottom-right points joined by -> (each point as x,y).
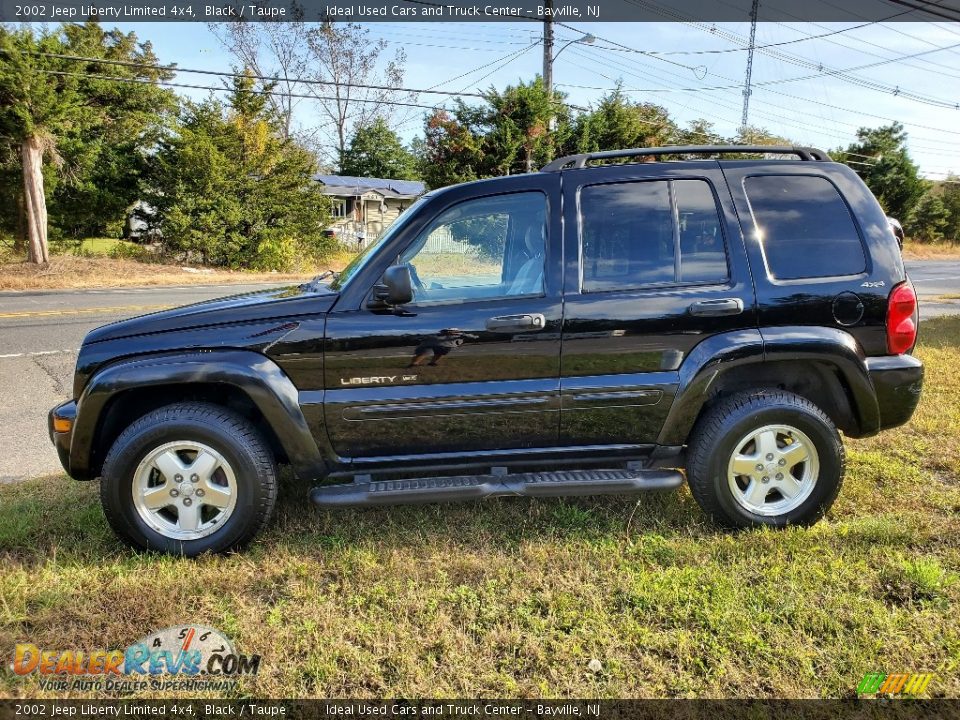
887,281 -> 918,354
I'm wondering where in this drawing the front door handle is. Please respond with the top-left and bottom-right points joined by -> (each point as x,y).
486,313 -> 546,332
688,298 -> 744,317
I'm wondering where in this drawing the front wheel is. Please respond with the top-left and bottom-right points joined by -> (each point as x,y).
100,402 -> 277,556
686,391 -> 845,528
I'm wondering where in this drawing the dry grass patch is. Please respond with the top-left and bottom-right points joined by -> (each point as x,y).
902,241 -> 960,261
1,320 -> 959,699
0,255 -> 344,291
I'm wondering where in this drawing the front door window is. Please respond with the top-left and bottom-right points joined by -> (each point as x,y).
399,191 -> 547,304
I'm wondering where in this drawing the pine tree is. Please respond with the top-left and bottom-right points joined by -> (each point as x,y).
341,119 -> 417,179
147,72 -> 335,270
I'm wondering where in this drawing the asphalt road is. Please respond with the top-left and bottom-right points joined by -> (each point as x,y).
0,283 -> 285,483
1,261 -> 957,483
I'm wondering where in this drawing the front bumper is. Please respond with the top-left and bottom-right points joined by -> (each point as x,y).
866,354 -> 924,432
48,400 -> 77,477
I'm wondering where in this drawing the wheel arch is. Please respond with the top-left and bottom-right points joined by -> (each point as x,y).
70,350 -> 326,481
92,384 -> 287,481
657,326 -> 881,446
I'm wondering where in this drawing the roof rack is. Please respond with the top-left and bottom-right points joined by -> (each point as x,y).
541,145 -> 832,172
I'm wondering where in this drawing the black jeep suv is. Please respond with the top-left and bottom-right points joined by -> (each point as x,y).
49,146 -> 923,555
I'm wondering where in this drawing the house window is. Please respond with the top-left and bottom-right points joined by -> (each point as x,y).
330,199 -> 347,219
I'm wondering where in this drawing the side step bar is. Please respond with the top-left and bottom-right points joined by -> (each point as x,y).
310,468 -> 684,508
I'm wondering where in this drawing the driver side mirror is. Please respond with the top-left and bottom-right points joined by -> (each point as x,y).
375,264 -> 413,306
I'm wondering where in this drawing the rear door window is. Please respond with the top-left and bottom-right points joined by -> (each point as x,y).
743,175 -> 866,280
579,179 -> 728,292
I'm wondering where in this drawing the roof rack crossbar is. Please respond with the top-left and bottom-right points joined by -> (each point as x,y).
541,145 -> 831,172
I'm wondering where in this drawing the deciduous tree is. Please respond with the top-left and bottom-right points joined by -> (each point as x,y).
305,22 -> 408,169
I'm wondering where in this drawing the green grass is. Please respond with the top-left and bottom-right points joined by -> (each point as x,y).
78,237 -> 130,254
50,237 -> 139,256
1,319 -> 959,699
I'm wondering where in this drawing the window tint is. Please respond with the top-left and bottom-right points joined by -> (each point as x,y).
580,179 -> 728,292
580,182 -> 673,292
677,180 -> 728,283
399,192 -> 546,304
744,175 -> 865,280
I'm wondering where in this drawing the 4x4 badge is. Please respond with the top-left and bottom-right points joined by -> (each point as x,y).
861,281 -> 885,288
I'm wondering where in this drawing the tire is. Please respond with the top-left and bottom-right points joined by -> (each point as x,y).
686,390 -> 845,528
100,402 -> 277,556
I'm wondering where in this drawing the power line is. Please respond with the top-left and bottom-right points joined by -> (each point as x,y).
610,0 -> 960,109
391,40 -> 541,131
882,0 -> 960,22
553,19 -> 960,140
372,20 -> 894,58
23,47 -> 579,110
767,20 -> 960,78
36,69 -> 455,112
588,19 -> 893,56
24,50 -> 492,100
555,79 -> 960,139
563,43 -> 960,158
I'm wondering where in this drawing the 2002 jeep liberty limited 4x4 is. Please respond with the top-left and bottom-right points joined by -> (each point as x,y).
49,146 -> 924,555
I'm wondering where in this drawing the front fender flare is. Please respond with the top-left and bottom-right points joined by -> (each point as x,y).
70,349 -> 326,481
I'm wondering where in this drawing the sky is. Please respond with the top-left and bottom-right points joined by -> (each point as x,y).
111,19 -> 960,179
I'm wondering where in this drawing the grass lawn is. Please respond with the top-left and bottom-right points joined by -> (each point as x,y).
1,319 -> 958,699
67,237 -> 139,255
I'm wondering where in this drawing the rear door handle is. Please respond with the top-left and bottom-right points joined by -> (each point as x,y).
688,298 -> 744,317
486,313 -> 546,332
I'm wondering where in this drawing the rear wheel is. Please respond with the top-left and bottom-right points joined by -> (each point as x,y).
100,402 -> 277,556
686,391 -> 844,528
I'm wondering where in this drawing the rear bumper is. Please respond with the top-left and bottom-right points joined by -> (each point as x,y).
866,354 -> 924,432
48,400 -> 79,478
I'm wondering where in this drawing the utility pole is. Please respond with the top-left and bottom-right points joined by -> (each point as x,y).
542,0 -> 554,96
740,0 -> 760,133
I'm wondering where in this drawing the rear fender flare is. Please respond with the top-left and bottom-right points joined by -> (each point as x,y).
657,327 -> 879,445
759,326 -> 880,437
70,350 -> 326,480
656,329 -> 764,446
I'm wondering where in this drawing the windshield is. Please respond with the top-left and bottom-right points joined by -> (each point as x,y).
330,196 -> 431,291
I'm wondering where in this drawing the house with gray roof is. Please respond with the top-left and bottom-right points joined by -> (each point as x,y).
314,175 -> 426,249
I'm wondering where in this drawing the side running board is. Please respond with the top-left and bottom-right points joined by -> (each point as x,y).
310,468 -> 684,508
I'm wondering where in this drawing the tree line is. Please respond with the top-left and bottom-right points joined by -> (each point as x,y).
1,22 -> 956,272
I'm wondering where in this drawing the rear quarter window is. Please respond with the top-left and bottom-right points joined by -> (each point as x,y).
744,175 -> 866,280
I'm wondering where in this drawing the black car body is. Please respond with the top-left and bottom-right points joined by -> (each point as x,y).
49,146 -> 923,554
